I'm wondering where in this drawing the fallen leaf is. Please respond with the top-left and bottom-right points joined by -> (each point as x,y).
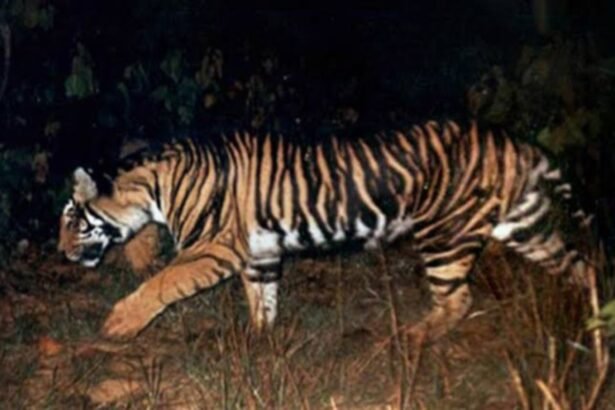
38,335 -> 63,357
88,378 -> 143,405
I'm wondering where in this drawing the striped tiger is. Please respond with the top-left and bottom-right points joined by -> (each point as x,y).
58,121 -> 597,340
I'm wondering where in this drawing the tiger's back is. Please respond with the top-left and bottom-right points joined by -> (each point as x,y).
58,120 -> 597,340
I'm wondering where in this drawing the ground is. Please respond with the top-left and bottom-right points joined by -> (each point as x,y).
0,235 -> 612,409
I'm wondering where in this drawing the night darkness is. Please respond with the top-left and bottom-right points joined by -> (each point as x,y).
1,2 -> 615,408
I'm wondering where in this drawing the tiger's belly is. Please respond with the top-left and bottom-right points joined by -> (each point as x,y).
248,215 -> 414,259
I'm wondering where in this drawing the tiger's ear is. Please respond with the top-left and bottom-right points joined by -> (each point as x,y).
73,167 -> 98,203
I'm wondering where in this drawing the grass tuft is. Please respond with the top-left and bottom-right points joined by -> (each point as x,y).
0,239 -> 612,408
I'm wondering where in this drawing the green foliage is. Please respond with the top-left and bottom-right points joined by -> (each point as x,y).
151,50 -> 210,125
151,65 -> 201,125
0,148 -> 33,262
0,147 -> 69,264
536,108 -> 602,154
9,0 -> 55,30
64,43 -> 98,100
148,49 -> 224,125
468,39 -> 615,154
146,47 -> 284,127
586,299 -> 615,337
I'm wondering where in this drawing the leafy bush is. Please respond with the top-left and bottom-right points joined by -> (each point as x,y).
467,38 -> 615,154
0,146 -> 68,264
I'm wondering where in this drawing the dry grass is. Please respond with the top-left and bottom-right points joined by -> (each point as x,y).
0,240 -> 612,409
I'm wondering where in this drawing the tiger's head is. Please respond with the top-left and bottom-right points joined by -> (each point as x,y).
58,167 -> 127,267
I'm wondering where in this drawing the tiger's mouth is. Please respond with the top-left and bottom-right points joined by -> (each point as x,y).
64,243 -> 104,267
80,257 -> 101,268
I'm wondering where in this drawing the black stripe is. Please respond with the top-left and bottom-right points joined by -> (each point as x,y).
247,268 -> 282,283
175,145 -> 202,240
509,194 -> 546,223
510,210 -> 551,243
426,275 -> 468,296
422,242 -> 481,267
198,253 -> 239,274
152,170 -> 162,213
279,140 -> 294,225
166,144 -> 185,218
265,135 -> 285,235
181,146 -> 223,248
85,203 -> 122,227
322,140 -> 341,232
303,143 -> 334,243
172,142 -> 197,233
250,261 -> 280,272
342,142 -> 359,237
102,223 -> 122,240
181,154 -> 211,248
129,180 -> 155,201
289,145 -> 314,246
255,136 -> 267,227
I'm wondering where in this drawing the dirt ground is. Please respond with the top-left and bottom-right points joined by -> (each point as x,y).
0,235 -> 613,409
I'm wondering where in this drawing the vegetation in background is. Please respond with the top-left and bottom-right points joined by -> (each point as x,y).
0,4 -> 613,296
0,2 -> 614,262
467,38 -> 615,155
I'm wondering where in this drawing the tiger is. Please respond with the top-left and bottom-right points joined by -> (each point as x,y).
58,120 -> 597,341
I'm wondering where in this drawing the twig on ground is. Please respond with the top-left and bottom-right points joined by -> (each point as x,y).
505,353 -> 530,410
582,260 -> 609,410
535,379 -> 564,410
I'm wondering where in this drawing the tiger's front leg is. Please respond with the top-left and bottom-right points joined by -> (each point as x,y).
240,258 -> 281,332
102,243 -> 244,339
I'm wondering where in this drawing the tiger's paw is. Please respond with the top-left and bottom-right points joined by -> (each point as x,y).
101,292 -> 161,339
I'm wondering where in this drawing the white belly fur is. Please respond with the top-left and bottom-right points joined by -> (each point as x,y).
248,216 -> 415,258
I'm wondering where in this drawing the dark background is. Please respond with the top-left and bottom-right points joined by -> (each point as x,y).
1,1 -> 615,258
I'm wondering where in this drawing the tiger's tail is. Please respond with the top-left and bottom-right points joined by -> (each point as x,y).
492,152 -> 602,287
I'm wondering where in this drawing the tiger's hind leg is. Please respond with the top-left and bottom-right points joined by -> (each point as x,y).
409,253 -> 478,342
240,258 -> 281,332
